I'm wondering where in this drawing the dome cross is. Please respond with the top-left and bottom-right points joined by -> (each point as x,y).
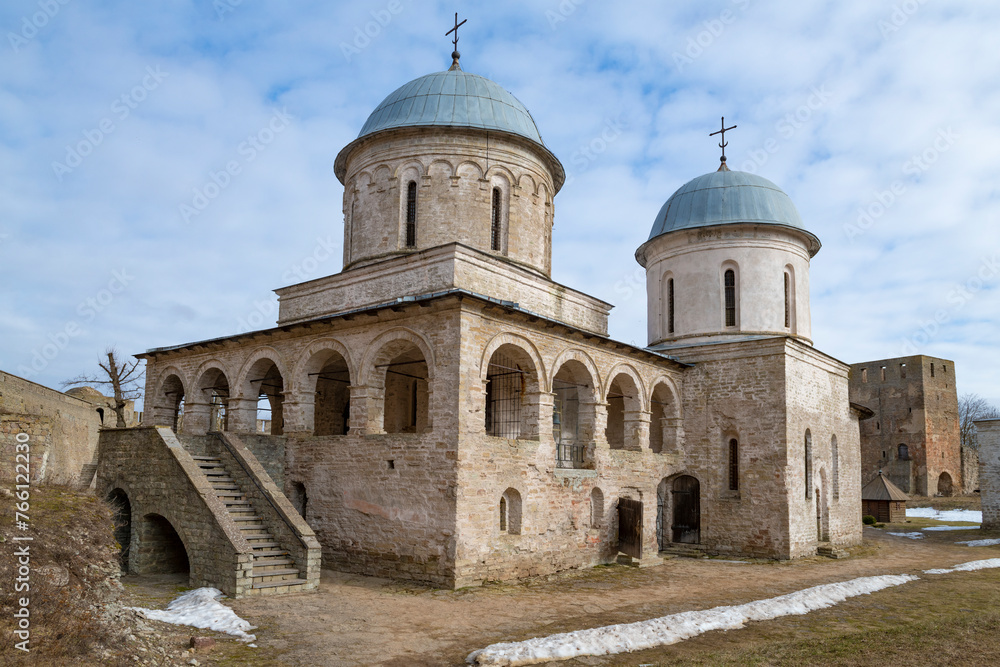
709,116 -> 737,168
446,12 -> 467,66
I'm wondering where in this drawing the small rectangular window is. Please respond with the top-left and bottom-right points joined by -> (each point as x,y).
728,439 -> 739,491
880,366 -> 886,381
861,368 -> 868,383
667,278 -> 675,334
900,363 -> 906,379
931,363 -> 935,377
724,269 -> 736,327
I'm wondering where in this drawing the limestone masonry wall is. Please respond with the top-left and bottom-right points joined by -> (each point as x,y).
977,420 -> 1000,530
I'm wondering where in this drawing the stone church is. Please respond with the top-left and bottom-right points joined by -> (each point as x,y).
117,50 -> 864,591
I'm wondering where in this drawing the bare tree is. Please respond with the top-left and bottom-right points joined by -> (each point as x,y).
959,393 -> 1000,450
63,348 -> 144,427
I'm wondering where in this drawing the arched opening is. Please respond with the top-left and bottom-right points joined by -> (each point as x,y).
491,187 -> 503,252
605,373 -> 641,450
897,443 -> 910,460
818,469 -> 829,542
137,514 -> 189,574
937,472 -> 954,496
500,488 -> 522,535
107,489 -> 131,572
289,481 -> 308,519
379,342 -> 429,434
245,358 -> 285,435
649,382 -> 679,453
591,487 -> 604,528
197,367 -> 231,433
671,475 -> 700,544
552,360 -> 597,468
805,429 -> 813,499
662,273 -> 675,336
783,265 -> 796,332
308,350 -> 351,436
96,407 -> 105,425
158,374 -> 185,432
656,478 -> 669,551
484,344 -> 539,440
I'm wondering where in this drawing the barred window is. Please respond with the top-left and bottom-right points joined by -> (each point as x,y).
728,438 -> 739,491
405,181 -> 417,248
784,272 -> 790,328
491,187 -> 502,251
667,278 -> 675,334
724,269 -> 736,327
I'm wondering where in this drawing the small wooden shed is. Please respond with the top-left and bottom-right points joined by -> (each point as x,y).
862,471 -> 909,523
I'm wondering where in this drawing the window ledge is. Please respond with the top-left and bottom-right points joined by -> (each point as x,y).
554,468 -> 598,479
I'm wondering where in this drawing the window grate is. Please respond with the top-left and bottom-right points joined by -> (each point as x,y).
405,181 -> 417,247
490,187 -> 502,251
485,353 -> 523,438
724,269 -> 736,327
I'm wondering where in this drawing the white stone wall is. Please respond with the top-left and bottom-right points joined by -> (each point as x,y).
640,224 -> 814,346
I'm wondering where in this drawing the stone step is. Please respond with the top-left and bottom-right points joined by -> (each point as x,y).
249,579 -> 309,595
252,568 -> 301,580
227,507 -> 256,515
191,456 -> 222,461
249,542 -> 282,550
253,557 -> 295,569
231,515 -> 263,523
212,484 -> 240,490
253,549 -> 289,558
204,471 -> 230,477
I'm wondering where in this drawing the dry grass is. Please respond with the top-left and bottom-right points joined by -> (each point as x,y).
0,485 -> 133,665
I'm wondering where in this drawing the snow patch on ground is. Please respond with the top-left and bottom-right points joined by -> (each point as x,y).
131,588 -> 256,642
957,538 -> 1000,547
466,575 -> 917,666
922,526 -> 979,531
923,558 -> 1000,575
887,532 -> 924,539
906,507 -> 982,523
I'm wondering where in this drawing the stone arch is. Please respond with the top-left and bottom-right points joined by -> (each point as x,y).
488,171 -> 512,255
551,350 -> 601,466
604,365 -> 646,451
296,339 -> 354,436
721,259 -> 740,329
500,487 -> 522,535
107,488 -> 132,572
480,333 -> 545,440
236,347 -> 290,435
516,172 -> 537,196
427,158 -> 455,180
937,471 -> 954,496
361,328 -> 435,434
372,164 -> 392,185
189,360 -> 233,434
152,367 -> 187,431
590,487 -> 604,528
659,473 -> 701,546
455,160 -> 484,181
649,378 -> 682,454
393,159 -> 425,182
484,163 -> 516,185
135,513 -> 190,575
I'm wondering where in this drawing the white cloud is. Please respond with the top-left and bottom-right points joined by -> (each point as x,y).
1,0 -> 999,404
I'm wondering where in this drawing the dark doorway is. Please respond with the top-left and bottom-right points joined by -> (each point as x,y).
107,489 -> 131,572
671,475 -> 700,544
617,497 -> 643,559
290,482 -> 308,519
139,514 -> 190,574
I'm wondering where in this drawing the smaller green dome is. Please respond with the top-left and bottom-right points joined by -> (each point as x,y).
647,170 -> 820,255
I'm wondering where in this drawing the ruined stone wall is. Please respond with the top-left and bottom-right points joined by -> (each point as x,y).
339,128 -> 556,277
0,370 -> 101,484
977,420 -> 1000,530
849,355 -> 960,495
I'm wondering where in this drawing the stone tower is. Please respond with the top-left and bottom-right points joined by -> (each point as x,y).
635,168 -> 821,347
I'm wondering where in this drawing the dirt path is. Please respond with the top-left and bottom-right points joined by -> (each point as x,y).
215,526 -> 999,666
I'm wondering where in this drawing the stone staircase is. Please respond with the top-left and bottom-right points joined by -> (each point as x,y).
193,455 -> 309,595
658,543 -> 711,559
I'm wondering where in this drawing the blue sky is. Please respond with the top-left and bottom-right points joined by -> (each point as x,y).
2,0 -> 999,408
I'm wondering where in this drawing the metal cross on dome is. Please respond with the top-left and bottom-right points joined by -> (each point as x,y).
710,116 -> 737,165
446,12 -> 467,54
